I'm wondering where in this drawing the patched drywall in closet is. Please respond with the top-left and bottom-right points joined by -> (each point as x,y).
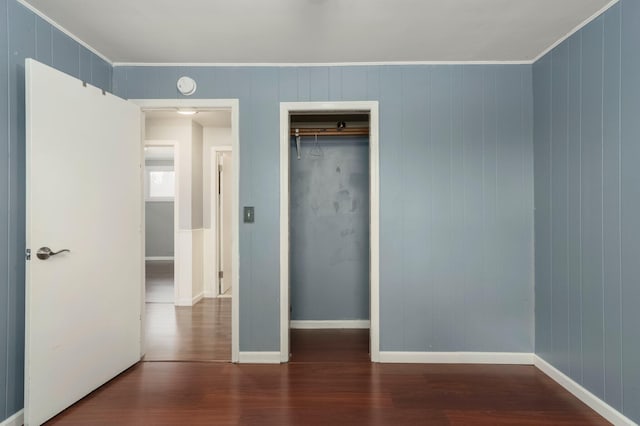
289,114 -> 370,321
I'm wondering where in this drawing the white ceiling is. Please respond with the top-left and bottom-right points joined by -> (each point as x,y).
23,0 -> 615,64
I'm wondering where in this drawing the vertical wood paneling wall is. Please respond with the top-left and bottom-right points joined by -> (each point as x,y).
0,0 -> 112,421
0,1 -> 538,422
113,64 -> 535,354
533,1 -> 640,423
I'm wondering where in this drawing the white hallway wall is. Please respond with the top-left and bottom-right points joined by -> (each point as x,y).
145,117 -> 205,304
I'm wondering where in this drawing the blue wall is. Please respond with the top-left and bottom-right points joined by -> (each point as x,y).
0,0 -> 112,420
0,1 -> 537,422
114,64 -> 535,353
290,137 -> 370,321
533,1 -> 640,423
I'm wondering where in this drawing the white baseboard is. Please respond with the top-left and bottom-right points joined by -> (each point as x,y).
0,410 -> 23,426
238,352 -> 281,364
378,351 -> 534,365
534,355 -> 635,426
175,292 -> 204,306
204,290 -> 232,299
290,320 -> 370,329
145,256 -> 174,261
192,292 -> 204,305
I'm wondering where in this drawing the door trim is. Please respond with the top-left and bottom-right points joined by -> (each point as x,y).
132,99 -> 240,363
211,146 -> 232,297
279,101 -> 380,363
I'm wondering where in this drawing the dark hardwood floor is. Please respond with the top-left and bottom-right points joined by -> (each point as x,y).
290,328 -> 370,363
144,298 -> 231,362
46,328 -> 609,425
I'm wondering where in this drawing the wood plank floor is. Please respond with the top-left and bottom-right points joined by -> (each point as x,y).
145,260 -> 174,303
145,298 -> 231,362
46,328 -> 609,425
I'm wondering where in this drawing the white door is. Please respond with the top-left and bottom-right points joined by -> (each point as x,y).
24,59 -> 142,425
218,151 -> 233,295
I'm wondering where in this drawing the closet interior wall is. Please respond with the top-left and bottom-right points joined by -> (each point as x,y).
289,113 -> 371,323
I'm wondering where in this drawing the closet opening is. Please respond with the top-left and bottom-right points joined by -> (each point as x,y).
280,102 -> 380,363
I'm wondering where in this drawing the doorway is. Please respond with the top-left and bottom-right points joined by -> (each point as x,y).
214,148 -> 233,297
144,144 -> 177,304
280,101 -> 380,363
133,99 -> 240,363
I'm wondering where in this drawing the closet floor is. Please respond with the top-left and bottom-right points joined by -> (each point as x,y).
290,329 -> 370,363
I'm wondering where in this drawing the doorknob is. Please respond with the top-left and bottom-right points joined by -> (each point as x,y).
36,247 -> 71,260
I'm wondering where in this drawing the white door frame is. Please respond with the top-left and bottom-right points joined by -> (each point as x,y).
143,140 -> 179,305
211,145 -> 232,297
132,99 -> 240,363
279,101 -> 380,362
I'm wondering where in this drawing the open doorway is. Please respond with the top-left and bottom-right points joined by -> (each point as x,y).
139,105 -> 238,363
280,102 -> 380,363
144,144 -> 177,304
289,112 -> 370,362
214,148 -> 233,298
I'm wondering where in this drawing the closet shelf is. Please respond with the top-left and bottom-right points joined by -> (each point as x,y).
290,127 -> 369,137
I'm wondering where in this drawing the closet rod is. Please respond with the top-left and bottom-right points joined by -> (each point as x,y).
290,127 -> 369,137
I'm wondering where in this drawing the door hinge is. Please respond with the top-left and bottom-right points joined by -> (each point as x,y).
218,165 -> 223,173
218,271 -> 224,279
25,248 -> 31,261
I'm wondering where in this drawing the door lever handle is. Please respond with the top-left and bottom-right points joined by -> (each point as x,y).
36,247 -> 71,260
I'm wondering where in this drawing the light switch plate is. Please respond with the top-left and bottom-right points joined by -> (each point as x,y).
244,206 -> 255,223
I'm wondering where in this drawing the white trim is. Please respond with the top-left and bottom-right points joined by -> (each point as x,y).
0,410 -> 24,426
145,256 -> 174,261
176,291 -> 204,306
230,103 -> 240,363
279,105 -> 289,363
238,352 -> 282,364
131,99 -> 238,109
211,145 -> 233,297
114,60 -> 532,67
280,101 -> 380,363
534,355 -> 635,426
531,0 -> 619,63
15,0 -> 112,65
192,292 -> 204,305
379,352 -> 534,365
290,320 -> 370,329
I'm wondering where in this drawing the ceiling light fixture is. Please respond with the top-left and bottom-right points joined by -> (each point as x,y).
177,109 -> 197,116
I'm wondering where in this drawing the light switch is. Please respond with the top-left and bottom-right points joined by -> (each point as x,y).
244,206 -> 255,223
